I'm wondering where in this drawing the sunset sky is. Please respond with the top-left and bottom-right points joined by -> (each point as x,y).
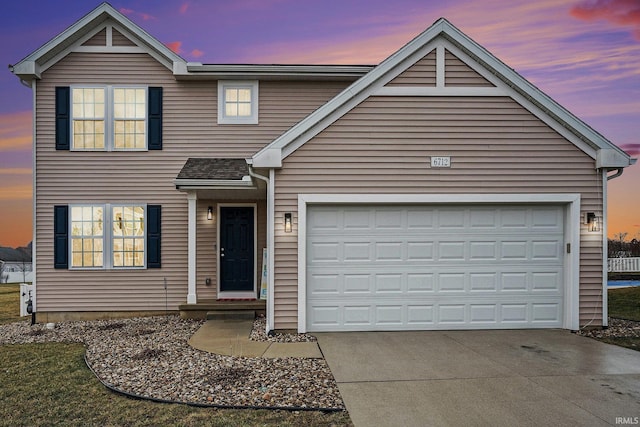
1,0 -> 639,247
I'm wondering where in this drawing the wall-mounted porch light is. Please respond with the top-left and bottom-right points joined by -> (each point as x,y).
586,212 -> 600,232
284,212 -> 292,233
207,206 -> 213,221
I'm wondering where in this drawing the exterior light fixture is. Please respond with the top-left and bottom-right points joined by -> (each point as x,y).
586,212 -> 600,232
284,212 -> 292,233
207,206 -> 213,221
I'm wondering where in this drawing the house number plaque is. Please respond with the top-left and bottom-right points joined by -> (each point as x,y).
431,156 -> 451,167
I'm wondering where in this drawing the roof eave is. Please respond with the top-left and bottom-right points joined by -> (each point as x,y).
175,64 -> 374,81
174,177 -> 255,190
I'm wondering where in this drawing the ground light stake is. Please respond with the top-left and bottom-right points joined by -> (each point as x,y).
164,277 -> 168,319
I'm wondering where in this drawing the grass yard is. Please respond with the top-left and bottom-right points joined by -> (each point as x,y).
0,343 -> 351,427
608,286 -> 640,321
597,286 -> 640,351
0,283 -> 21,324
0,284 -> 351,426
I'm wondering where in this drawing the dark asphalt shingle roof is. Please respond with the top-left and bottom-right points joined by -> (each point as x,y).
176,158 -> 249,180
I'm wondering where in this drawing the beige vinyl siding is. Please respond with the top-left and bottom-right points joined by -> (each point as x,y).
112,29 -> 136,46
35,52 -> 350,312
273,96 -> 603,329
445,50 -> 494,87
195,199 -> 267,300
385,50 -> 436,86
82,29 -> 106,46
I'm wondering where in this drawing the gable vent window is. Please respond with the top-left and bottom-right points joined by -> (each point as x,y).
218,81 -> 259,124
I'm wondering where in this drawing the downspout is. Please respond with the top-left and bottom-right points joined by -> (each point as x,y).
31,78 -> 37,323
606,168 -> 624,181
602,166 -> 626,327
601,169 -> 608,328
247,165 -> 273,333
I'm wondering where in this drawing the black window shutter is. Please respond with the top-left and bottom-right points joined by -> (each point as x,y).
54,205 -> 69,269
148,87 -> 163,150
55,87 -> 70,150
147,205 -> 161,268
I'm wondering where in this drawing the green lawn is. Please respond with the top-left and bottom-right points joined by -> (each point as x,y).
0,283 -> 21,324
0,283 -> 351,426
608,286 -> 640,321
599,286 -> 640,351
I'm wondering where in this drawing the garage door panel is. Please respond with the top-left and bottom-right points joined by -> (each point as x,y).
308,268 -> 563,295
306,204 -> 564,331
308,236 -> 564,265
307,299 -> 564,331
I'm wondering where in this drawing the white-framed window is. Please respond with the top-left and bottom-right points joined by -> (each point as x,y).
70,205 -> 104,268
69,204 -> 146,269
217,80 -> 259,124
71,85 -> 147,151
112,205 -> 145,267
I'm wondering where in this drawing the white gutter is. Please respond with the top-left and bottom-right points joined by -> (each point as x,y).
247,165 -> 274,333
173,176 -> 254,189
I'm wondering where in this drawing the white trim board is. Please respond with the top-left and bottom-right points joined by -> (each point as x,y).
297,193 -> 581,332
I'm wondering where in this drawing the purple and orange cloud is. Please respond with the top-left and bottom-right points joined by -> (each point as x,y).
0,111 -> 32,151
191,49 -> 204,58
166,41 -> 182,54
119,7 -> 156,21
570,0 -> 640,40
620,143 -> 640,156
180,2 -> 190,14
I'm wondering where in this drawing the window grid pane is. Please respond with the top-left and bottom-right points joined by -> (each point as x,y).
225,87 -> 252,117
72,88 -> 106,150
112,205 -> 145,267
114,88 -> 146,150
70,205 -> 104,268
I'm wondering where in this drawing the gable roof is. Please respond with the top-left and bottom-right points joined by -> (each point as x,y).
252,18 -> 634,169
10,2 -> 186,81
10,2 -> 373,83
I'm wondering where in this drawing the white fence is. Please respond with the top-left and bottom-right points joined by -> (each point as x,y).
1,272 -> 33,283
608,257 -> 640,273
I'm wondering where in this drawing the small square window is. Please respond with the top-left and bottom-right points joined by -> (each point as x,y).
218,81 -> 258,124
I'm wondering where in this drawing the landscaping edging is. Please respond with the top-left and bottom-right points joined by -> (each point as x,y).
0,316 -> 345,411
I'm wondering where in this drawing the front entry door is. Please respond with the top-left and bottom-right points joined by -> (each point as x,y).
219,206 -> 255,295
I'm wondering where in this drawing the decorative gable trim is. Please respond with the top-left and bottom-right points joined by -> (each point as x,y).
252,18 -> 633,169
10,2 -> 185,82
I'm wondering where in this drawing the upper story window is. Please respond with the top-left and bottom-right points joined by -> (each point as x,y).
217,81 -> 259,124
113,88 -> 147,149
72,88 -> 106,149
71,85 -> 147,150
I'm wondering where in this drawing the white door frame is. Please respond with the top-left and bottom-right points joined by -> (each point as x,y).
297,193 -> 581,332
217,203 -> 258,299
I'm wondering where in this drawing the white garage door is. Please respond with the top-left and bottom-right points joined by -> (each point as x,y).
306,204 -> 564,331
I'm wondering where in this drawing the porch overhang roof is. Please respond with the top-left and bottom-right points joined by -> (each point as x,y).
174,158 -> 255,190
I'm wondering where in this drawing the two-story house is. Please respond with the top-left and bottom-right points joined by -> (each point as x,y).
11,3 -> 634,332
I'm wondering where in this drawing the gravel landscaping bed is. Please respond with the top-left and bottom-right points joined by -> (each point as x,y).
0,316 -> 344,410
577,317 -> 640,339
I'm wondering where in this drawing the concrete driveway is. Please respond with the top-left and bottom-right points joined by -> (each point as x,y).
316,330 -> 640,426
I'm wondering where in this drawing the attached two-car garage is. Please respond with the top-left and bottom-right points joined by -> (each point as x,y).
303,202 -> 568,332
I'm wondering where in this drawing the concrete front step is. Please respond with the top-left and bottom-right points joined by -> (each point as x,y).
206,310 -> 256,321
179,299 -> 266,319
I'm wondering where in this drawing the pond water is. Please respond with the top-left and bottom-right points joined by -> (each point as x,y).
608,280 -> 640,288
